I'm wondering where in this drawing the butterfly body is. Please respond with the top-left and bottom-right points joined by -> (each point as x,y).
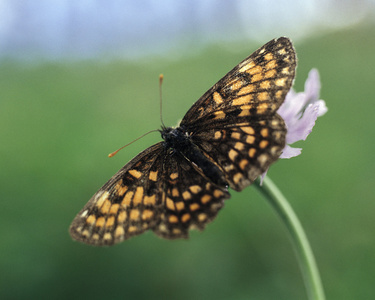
70,37 -> 296,246
161,125 -> 228,188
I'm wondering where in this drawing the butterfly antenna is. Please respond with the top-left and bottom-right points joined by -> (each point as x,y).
108,130 -> 159,157
159,74 -> 166,129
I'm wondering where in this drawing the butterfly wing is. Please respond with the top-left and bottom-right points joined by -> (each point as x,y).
70,142 -> 230,246
152,149 -> 230,239
181,37 -> 296,129
180,37 -> 296,190
69,143 -> 165,245
189,115 -> 286,191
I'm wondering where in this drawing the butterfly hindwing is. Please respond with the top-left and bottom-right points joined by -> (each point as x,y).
153,150 -> 230,239
191,115 -> 286,191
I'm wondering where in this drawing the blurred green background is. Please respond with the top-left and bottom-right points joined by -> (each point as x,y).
1,22 -> 375,300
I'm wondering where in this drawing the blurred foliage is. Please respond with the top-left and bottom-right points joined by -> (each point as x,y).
1,24 -> 374,300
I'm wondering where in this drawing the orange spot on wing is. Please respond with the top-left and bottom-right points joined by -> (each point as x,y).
142,209 -> 154,220
118,211 -> 127,223
115,226 -> 124,237
232,95 -> 252,106
175,202 -> 185,211
166,197 -> 175,211
121,191 -> 134,207
101,200 -> 111,214
96,217 -> 105,228
237,85 -> 255,96
86,215 -> 96,225
246,65 -> 262,75
129,169 -> 142,179
109,204 -> 120,215
213,92 -> 224,105
144,194 -> 156,205
201,194 -> 212,204
168,215 -> 178,223
129,209 -> 140,220
133,186 -> 144,206
149,171 -> 158,181
106,216 -> 115,227
181,213 -> 191,223
190,203 -> 200,211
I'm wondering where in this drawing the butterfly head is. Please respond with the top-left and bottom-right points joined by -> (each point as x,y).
160,126 -> 190,151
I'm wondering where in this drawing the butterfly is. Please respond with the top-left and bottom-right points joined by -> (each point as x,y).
70,37 -> 296,246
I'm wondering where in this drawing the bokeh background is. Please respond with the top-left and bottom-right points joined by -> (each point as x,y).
1,1 -> 375,299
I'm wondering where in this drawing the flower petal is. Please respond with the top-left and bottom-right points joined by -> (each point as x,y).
286,102 -> 319,143
316,99 -> 328,117
278,91 -> 305,121
280,145 -> 302,159
304,69 -> 321,105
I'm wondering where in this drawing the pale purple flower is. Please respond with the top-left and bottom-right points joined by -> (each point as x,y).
278,69 -> 327,158
261,69 -> 327,182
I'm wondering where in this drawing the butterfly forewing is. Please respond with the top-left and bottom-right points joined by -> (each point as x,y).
70,37 -> 296,246
69,143 -> 165,245
180,37 -> 296,132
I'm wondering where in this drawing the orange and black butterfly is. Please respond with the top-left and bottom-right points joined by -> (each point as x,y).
70,37 -> 296,246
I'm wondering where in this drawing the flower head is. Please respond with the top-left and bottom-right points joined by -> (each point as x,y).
278,68 -> 327,158
261,69 -> 327,182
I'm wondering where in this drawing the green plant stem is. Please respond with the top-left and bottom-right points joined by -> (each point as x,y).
254,176 -> 325,300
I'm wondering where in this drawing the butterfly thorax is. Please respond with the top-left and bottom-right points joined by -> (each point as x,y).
161,126 -> 190,149
161,126 -> 228,188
